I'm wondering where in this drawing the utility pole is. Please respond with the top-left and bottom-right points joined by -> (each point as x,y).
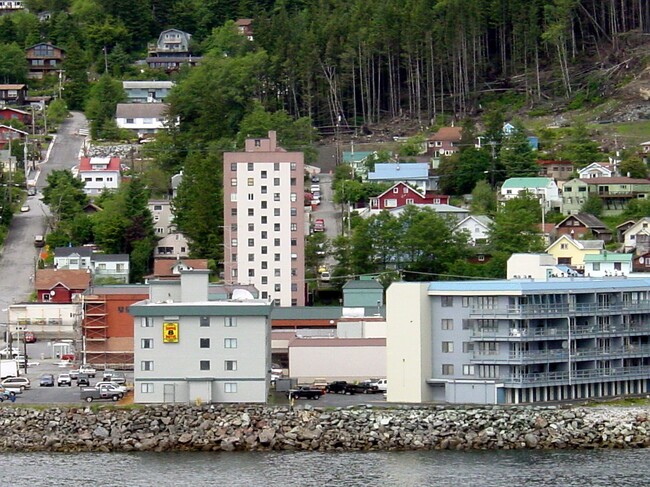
103,46 -> 109,73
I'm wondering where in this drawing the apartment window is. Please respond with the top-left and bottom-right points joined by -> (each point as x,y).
275,283 -> 281,292
224,360 -> 237,371
248,253 -> 254,262
274,238 -> 280,246
462,297 -> 470,308
247,194 -> 254,201
247,178 -> 254,186
247,163 -> 254,171
441,319 -> 453,330
262,291 -> 268,299
442,342 -> 454,353
462,342 -> 474,353
291,283 -> 297,292
290,162 -> 297,170
261,186 -> 267,194
248,269 -> 255,277
261,216 -> 267,224
291,268 -> 297,276
231,163 -> 237,171
274,253 -> 281,261
441,296 -> 453,307
560,243 -> 568,250
291,207 -> 297,217
261,246 -> 267,254
261,261 -> 268,269
274,208 -> 280,216
141,338 -> 153,349
261,170 -> 267,179
274,163 -> 280,171
231,238 -> 238,247
614,262 -> 622,271
261,201 -> 267,209
261,231 -> 268,239
140,383 -> 154,393
290,177 -> 296,186
274,223 -> 280,231
200,360 -> 210,371
248,223 -> 255,232
292,299 -> 298,306
291,223 -> 297,231
290,193 -> 297,202
199,338 -> 210,349
261,276 -> 268,284
274,177 -> 280,186
291,238 -> 297,246
248,209 -> 254,216
274,299 -> 281,306
254,139 -> 261,147
463,365 -> 475,376
462,319 -> 471,330
231,178 -> 237,186
478,365 -> 498,378
274,268 -> 281,277
225,317 -> 237,327
593,263 -> 601,271
141,361 -> 154,371
224,338 -> 238,349
225,383 -> 238,393
231,208 -> 237,216
248,238 -> 254,246
442,364 -> 454,375
141,317 -> 154,327
274,193 -> 280,201
200,316 -> 210,327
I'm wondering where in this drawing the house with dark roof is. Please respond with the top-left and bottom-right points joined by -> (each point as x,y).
235,18 -> 254,40
555,213 -> 613,243
54,246 -> 93,270
25,42 -> 64,79
622,217 -> 650,253
35,269 -> 92,303
146,29 -> 202,71
115,103 -> 170,137
562,177 -> 650,216
0,86 -> 27,105
426,126 -> 462,163
368,181 -> 449,211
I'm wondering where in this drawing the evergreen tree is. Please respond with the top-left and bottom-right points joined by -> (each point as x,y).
85,73 -> 125,139
500,121 -> 537,178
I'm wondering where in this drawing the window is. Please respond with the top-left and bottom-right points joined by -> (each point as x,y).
248,238 -> 254,246
441,296 -> 453,307
231,208 -> 237,216
291,283 -> 297,291
225,383 -> 237,393
462,297 -> 470,308
291,208 -> 297,217
290,177 -> 296,186
261,231 -> 268,239
291,223 -> 297,231
290,193 -> 297,202
225,317 -> 237,327
593,263 -> 601,271
441,319 -> 453,330
200,338 -> 210,348
442,341 -> 454,353
261,186 -> 267,194
248,223 -> 255,232
231,238 -> 238,247
274,268 -> 281,277
261,216 -> 267,224
248,209 -> 254,216
261,170 -> 267,179
478,365 -> 498,378
274,208 -> 280,216
261,246 -> 268,254
224,360 -> 237,371
274,253 -> 281,261
247,163 -> 254,171
248,269 -> 255,277
231,163 -> 237,171
141,338 -> 153,349
141,317 -> 154,327
274,193 -> 280,201
224,338 -> 237,349
290,162 -> 296,170
274,238 -> 280,246
231,178 -> 237,186
274,163 -> 280,171
560,243 -> 568,250
141,361 -> 154,371
140,383 -> 154,393
275,283 -> 281,291
261,276 -> 268,284
254,139 -> 261,147
261,201 -> 267,209
126,118 -> 134,124
614,262 -> 622,271
261,261 -> 268,269
463,365 -> 475,376
200,316 -> 210,327
200,360 -> 210,371
248,253 -> 254,262
274,178 -> 280,186
291,238 -> 297,246
247,194 -> 254,201
274,223 -> 281,231
462,342 -> 474,353
442,364 -> 454,375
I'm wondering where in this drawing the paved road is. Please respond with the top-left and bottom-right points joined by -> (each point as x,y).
0,111 -> 87,313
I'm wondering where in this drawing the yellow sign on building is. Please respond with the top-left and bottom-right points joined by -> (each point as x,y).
163,322 -> 179,343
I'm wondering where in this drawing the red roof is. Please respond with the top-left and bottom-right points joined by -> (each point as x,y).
429,126 -> 462,142
151,258 -> 209,278
78,157 -> 121,172
537,159 -> 573,166
35,269 -> 92,291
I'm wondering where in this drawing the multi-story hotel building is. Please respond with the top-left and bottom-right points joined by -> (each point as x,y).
223,131 -> 306,307
387,277 -> 650,405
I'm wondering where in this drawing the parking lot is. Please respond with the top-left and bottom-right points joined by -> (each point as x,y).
4,359 -> 133,405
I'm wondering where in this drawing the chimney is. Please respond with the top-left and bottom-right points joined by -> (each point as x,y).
180,269 -> 209,302
268,130 -> 277,150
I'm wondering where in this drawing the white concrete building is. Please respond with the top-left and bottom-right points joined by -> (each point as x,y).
8,302 -> 81,339
148,200 -> 175,236
500,177 -> 560,211
78,157 -> 121,195
130,269 -> 273,404
223,131 -> 306,306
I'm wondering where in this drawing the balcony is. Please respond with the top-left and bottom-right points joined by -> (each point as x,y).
470,301 -> 650,318
472,344 -> 650,364
471,322 -> 650,341
502,365 -> 650,385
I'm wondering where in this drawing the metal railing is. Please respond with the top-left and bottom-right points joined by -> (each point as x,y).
471,322 -> 650,340
470,301 -> 650,318
502,365 -> 650,385
472,344 -> 650,363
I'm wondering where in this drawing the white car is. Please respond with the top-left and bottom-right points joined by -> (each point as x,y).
93,382 -> 127,394
2,376 -> 31,391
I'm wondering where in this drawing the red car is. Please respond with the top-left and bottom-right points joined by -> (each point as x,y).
24,332 -> 36,343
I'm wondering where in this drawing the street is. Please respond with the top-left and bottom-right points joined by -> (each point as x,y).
0,112 -> 87,313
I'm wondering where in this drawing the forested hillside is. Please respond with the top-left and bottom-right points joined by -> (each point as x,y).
16,0 -> 650,130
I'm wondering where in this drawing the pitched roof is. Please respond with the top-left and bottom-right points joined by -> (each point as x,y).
368,163 -> 429,180
152,258 -> 209,277
584,253 -> 633,263
429,126 -> 462,141
54,246 -> 93,258
342,151 -> 374,164
35,269 -> 91,291
537,159 -> 573,166
0,84 -> 26,90
235,18 -> 253,26
557,212 -> 608,229
92,254 -> 129,262
374,181 -> 425,200
122,80 -> 174,89
0,125 -> 28,135
546,234 -> 604,252
78,157 -> 121,172
115,103 -> 169,119
502,177 -> 554,189
0,108 -> 28,117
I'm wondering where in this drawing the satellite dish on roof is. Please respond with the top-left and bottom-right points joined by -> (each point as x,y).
232,289 -> 254,301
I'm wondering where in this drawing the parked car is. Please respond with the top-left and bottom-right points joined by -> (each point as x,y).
78,364 -> 96,378
0,386 -> 16,402
2,376 -> 30,391
311,378 -> 328,391
69,369 -> 79,380
326,381 -> 355,394
57,373 -> 72,387
39,374 -> 55,387
23,331 -> 36,343
311,175 -> 320,183
313,218 -> 325,232
80,386 -> 122,403
287,386 -> 324,400
320,271 -> 331,282
33,235 -> 44,247
20,204 -> 29,212
77,373 -> 90,387
93,382 -> 127,394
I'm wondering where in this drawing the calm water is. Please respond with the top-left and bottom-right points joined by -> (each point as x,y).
3,449 -> 648,486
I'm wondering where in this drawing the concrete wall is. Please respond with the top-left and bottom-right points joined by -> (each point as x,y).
8,303 -> 80,338
386,282 -> 432,403
288,343 -> 385,382
507,253 -> 556,279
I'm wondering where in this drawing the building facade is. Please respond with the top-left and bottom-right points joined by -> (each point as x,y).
25,42 -> 64,79
223,130 -> 306,307
562,177 -> 650,216
78,157 -> 121,195
387,278 -> 650,404
122,81 -> 174,103
130,270 -> 273,404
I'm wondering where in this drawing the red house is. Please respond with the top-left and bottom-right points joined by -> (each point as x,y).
0,107 -> 31,125
35,269 -> 91,303
0,125 -> 27,150
426,126 -> 462,158
369,181 -> 449,210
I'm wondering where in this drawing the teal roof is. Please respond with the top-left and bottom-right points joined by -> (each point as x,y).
584,253 -> 633,263
342,151 -> 373,164
502,177 -> 553,189
343,279 -> 383,290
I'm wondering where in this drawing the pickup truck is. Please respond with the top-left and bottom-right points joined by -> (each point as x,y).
80,386 -> 124,403
325,381 -> 380,395
287,386 -> 324,400
78,365 -> 96,378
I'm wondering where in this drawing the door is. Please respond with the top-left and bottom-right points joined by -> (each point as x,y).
163,383 -> 175,403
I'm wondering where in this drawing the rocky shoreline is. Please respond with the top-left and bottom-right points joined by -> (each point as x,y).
1,404 -> 649,452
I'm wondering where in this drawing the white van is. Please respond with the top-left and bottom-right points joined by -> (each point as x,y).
33,235 -> 44,247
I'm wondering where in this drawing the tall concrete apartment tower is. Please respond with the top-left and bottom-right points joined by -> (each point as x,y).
223,131 -> 306,306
